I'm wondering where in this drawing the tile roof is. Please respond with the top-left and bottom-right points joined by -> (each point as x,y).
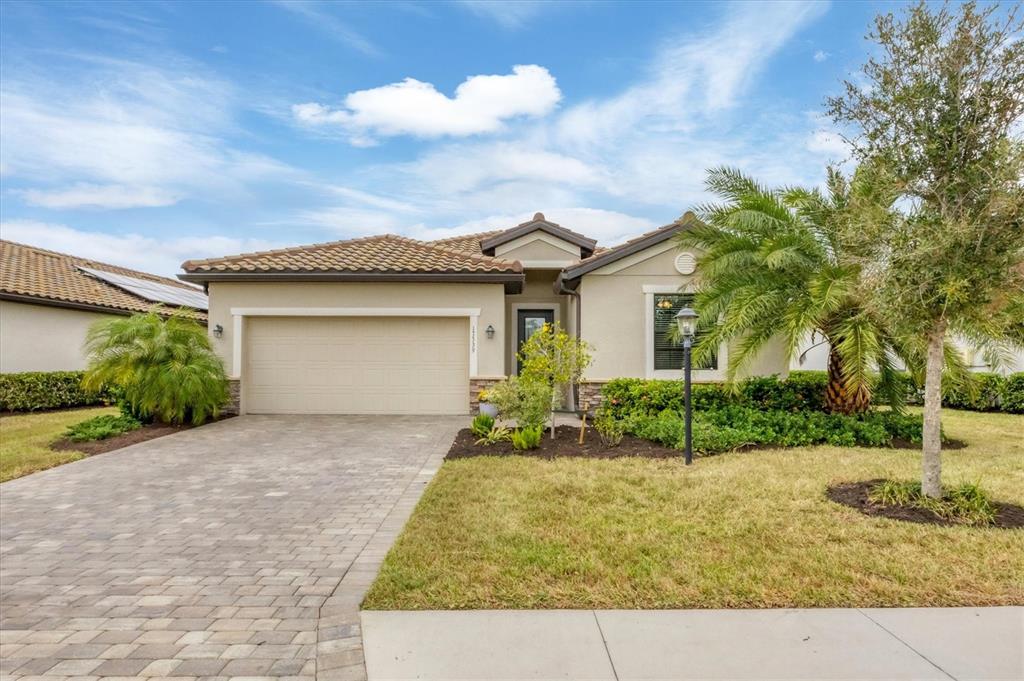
560,212 -> 698,282
180,234 -> 522,275
428,230 -> 505,255
480,213 -> 597,256
0,240 -> 207,320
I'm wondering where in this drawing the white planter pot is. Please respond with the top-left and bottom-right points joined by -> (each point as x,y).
479,403 -> 499,418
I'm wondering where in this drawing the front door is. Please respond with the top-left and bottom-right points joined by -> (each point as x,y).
516,309 -> 555,374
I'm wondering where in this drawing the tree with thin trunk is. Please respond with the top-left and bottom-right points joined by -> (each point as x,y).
518,323 -> 593,438
828,1 -> 1024,497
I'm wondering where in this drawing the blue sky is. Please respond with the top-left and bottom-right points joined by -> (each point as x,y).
1,0 -> 892,275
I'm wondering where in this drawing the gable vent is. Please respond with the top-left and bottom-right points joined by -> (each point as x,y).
674,252 -> 696,275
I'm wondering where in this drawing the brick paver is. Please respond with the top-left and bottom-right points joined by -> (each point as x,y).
0,415 -> 459,680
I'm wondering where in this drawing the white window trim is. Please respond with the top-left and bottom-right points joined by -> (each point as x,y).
642,285 -> 726,380
510,303 -> 559,372
228,307 -> 481,379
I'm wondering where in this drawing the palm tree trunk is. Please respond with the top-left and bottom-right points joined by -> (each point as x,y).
921,320 -> 946,499
824,344 -> 871,414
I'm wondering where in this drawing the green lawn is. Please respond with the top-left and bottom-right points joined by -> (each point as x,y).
364,409 -> 1024,610
0,406 -> 117,482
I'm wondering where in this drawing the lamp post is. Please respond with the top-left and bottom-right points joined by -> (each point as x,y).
675,307 -> 698,465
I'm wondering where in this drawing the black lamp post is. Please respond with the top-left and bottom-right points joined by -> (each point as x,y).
675,307 -> 698,465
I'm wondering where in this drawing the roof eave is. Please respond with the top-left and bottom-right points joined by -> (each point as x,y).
560,215 -> 697,281
0,291 -> 208,323
480,222 -> 597,257
178,270 -> 526,294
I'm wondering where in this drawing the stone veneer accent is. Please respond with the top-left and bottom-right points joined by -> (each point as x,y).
470,377 -> 504,414
577,380 -> 609,413
225,378 -> 241,415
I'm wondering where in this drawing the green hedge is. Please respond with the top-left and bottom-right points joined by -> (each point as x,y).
0,371 -> 113,412
1002,374 -> 1024,414
601,372 -> 828,419
627,406 -> 927,455
602,370 -> 1024,416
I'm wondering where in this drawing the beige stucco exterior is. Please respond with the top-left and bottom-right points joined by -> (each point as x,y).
0,300 -> 113,373
577,243 -> 789,381
502,270 -> 570,374
494,233 -> 582,266
206,281 -> 508,380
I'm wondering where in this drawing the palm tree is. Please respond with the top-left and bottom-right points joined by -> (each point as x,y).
83,308 -> 228,425
679,166 -> 916,414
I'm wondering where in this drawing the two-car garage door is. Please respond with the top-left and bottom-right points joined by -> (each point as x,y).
244,316 -> 469,414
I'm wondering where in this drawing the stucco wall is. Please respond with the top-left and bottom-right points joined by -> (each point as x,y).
503,270 -> 569,374
206,281 -> 508,378
495,236 -> 580,265
0,300 -> 112,372
578,244 -> 788,381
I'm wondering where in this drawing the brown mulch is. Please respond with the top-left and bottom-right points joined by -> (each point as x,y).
446,425 -> 682,460
827,479 -> 1024,529
50,417 -> 231,456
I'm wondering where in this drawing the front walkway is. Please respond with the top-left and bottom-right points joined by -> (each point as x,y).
0,415 -> 457,681
362,607 -> 1023,680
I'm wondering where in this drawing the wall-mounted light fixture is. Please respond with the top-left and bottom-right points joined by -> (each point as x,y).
213,324 -> 224,338
485,324 -> 495,339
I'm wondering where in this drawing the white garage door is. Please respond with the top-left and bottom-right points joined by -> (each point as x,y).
245,316 -> 469,414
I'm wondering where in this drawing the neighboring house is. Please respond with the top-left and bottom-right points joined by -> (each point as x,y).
790,336 -> 1024,375
180,212 -> 788,416
0,240 -> 208,373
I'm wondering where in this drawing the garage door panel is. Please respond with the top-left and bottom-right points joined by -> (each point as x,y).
244,316 -> 469,414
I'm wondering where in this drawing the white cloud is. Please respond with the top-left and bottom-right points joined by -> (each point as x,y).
293,65 -> 561,144
0,57 -> 296,209
269,0 -> 379,56
555,1 -> 828,149
0,220 -> 284,277
813,50 -> 830,62
457,1 -> 547,29
16,184 -> 179,210
806,129 -> 849,157
403,143 -> 603,195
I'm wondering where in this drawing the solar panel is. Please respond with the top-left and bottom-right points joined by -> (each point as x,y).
78,266 -> 208,310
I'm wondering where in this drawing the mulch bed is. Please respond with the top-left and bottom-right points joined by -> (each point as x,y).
50,417 -> 231,456
446,425 -> 682,460
827,479 -> 1024,529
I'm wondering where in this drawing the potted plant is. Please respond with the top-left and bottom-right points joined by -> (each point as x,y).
478,389 -> 499,418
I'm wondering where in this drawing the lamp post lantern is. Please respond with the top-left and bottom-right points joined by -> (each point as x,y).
675,307 -> 698,465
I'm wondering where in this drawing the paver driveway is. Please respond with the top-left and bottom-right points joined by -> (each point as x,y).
0,415 -> 461,680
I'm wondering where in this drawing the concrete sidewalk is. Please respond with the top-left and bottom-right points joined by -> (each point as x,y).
362,607 -> 1022,680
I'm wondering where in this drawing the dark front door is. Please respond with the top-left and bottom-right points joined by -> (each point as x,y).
517,309 -> 555,373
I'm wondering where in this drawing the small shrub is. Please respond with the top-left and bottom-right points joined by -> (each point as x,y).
593,409 -> 625,447
1000,373 -> 1024,413
486,376 -> 552,430
475,425 -> 512,446
944,372 -> 1005,411
869,480 -> 997,526
510,424 -> 543,450
471,413 -> 495,438
64,414 -> 142,442
83,310 -> 228,425
0,371 -> 113,412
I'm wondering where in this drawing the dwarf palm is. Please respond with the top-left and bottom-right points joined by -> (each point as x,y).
679,166 -> 914,414
83,309 -> 228,425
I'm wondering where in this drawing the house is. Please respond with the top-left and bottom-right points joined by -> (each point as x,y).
0,240 -> 208,373
180,213 -> 788,415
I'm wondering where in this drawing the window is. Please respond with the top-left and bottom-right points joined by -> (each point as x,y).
653,294 -> 717,370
